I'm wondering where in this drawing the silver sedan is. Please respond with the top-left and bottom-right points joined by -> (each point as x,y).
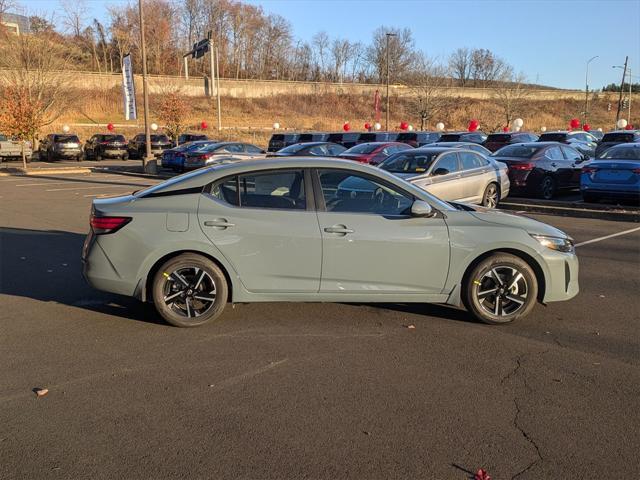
377,147 -> 510,207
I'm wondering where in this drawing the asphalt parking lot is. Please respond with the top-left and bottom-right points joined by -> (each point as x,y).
1,171 -> 639,479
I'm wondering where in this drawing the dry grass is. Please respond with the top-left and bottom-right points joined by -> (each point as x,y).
51,88 -> 624,147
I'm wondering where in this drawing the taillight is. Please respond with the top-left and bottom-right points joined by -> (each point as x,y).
582,166 -> 598,174
198,154 -> 212,161
509,163 -> 534,171
632,168 -> 640,174
90,214 -> 131,234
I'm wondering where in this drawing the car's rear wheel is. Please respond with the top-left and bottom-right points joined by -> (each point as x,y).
152,254 -> 228,327
481,183 -> 499,208
462,253 -> 537,325
538,176 -> 555,200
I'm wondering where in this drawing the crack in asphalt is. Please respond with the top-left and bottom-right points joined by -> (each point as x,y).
511,397 -> 543,480
501,356 -> 523,385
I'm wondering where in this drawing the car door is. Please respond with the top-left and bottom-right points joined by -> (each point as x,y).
544,145 -> 572,187
315,168 -> 449,294
560,145 -> 584,187
420,152 -> 463,201
457,151 -> 493,203
198,169 -> 322,292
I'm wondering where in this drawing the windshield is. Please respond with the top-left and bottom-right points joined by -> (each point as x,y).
486,134 -> 511,142
538,133 -> 566,142
379,151 -> 439,173
493,145 -> 542,158
278,143 -> 308,153
601,133 -> 634,143
344,143 -> 379,154
104,135 -> 125,142
151,135 -> 170,142
599,146 -> 640,160
55,135 -> 80,143
438,134 -> 461,142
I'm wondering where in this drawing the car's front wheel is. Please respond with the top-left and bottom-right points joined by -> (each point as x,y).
152,253 -> 228,327
462,253 -> 538,324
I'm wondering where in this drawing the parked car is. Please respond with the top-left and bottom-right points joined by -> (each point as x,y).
177,133 -> 209,145
356,132 -> 399,144
327,132 -> 361,148
338,142 -> 412,165
483,132 -> 539,152
492,142 -> 586,199
594,130 -> 640,157
162,140 -> 219,171
373,147 -> 509,207
83,157 -> 578,328
427,142 -> 493,156
39,133 -> 83,162
588,130 -> 604,142
438,131 -> 488,144
0,133 -> 33,163
181,142 -> 265,171
396,131 -> 441,147
581,143 -> 640,203
267,133 -> 300,152
297,132 -> 330,143
270,142 -> 346,157
126,134 -> 173,159
84,134 -> 128,160
537,131 -> 597,158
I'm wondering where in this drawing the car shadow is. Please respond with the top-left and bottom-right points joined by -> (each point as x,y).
353,302 -> 479,325
0,226 -> 163,325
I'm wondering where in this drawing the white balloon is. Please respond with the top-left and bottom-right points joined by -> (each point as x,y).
273,122 -> 280,130
617,119 -> 628,129
408,125 -> 414,131
62,125 -> 70,133
513,118 -> 524,128
540,126 -> 547,132
374,122 -> 382,131
597,127 -> 603,132
435,122 -> 445,131
150,123 -> 158,131
513,126 -> 521,132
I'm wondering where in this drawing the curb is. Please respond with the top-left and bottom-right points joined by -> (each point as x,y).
0,167 -> 92,176
501,200 -> 640,222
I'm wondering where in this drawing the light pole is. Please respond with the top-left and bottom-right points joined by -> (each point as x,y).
385,32 -> 396,131
613,63 -> 636,124
613,57 -> 628,126
584,56 -> 598,124
137,0 -> 155,173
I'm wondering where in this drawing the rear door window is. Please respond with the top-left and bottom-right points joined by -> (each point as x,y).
561,146 -> 582,161
432,153 -> 460,174
546,146 -> 564,160
459,151 -> 486,169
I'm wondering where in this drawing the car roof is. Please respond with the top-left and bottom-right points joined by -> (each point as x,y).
604,142 -> 640,148
430,141 -> 479,146
288,141 -> 337,147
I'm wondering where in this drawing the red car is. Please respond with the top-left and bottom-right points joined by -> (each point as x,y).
338,142 -> 413,165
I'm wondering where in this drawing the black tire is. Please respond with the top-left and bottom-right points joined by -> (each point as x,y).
46,150 -> 53,162
481,182 -> 500,208
538,176 -> 556,200
95,152 -> 102,161
76,155 -> 82,162
151,253 -> 228,328
122,153 -> 128,161
462,253 -> 538,325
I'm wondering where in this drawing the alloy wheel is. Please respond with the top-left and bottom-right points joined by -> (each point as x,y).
475,266 -> 529,317
162,266 -> 217,319
483,184 -> 498,208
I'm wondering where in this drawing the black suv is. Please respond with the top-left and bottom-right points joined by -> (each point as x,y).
39,134 -> 83,161
327,132 -> 361,148
484,132 -> 539,152
356,132 -> 399,144
438,131 -> 487,144
267,133 -> 300,152
84,134 -> 128,160
177,133 -> 209,145
395,131 -> 440,147
537,131 -> 597,157
127,134 -> 173,159
595,130 -> 640,157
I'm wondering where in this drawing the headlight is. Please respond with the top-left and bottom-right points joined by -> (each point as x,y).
531,234 -> 574,253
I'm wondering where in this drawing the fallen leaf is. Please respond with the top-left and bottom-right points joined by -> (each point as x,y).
599,295 -> 605,298
406,324 -> 416,330
34,388 -> 49,398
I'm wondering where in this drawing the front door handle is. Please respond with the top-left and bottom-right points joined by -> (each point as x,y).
204,219 -> 235,229
324,225 -> 354,235
551,163 -> 557,167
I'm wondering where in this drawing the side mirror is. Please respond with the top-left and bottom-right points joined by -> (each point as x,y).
411,200 -> 434,217
433,168 -> 450,176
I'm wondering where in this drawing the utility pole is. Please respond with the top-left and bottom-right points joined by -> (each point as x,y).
385,32 -> 396,131
584,56 -> 598,124
615,56 -> 628,126
216,45 -> 222,131
627,66 -> 632,123
138,0 -> 155,173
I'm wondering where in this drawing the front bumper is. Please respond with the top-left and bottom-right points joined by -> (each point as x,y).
540,250 -> 579,303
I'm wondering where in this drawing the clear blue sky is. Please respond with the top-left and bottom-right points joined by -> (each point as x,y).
24,0 -> 640,89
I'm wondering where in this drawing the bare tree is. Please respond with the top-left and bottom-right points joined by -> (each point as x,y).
367,26 -> 416,83
61,0 -> 87,38
448,47 -> 472,87
312,31 -> 330,78
331,38 -> 350,83
470,48 -> 508,87
407,55 -> 452,130
492,69 -> 531,127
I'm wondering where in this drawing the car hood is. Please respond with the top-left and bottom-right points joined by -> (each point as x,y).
462,204 -> 569,238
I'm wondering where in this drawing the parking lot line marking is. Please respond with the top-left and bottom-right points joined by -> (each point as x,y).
83,193 -> 128,197
16,181 -> 91,187
46,185 -> 138,192
575,226 -> 640,248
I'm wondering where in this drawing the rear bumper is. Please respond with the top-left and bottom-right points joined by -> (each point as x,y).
82,233 -> 137,296
581,183 -> 640,198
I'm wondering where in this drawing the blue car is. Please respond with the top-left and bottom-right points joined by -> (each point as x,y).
581,143 -> 640,203
161,140 -> 218,171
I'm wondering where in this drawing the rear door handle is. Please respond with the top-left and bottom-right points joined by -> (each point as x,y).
324,225 -> 354,235
204,219 -> 235,229
551,163 -> 557,167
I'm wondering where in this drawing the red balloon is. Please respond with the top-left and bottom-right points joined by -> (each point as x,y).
583,124 -> 591,131
503,126 -> 509,132
468,119 -> 479,132
343,122 -> 350,132
107,123 -> 114,131
200,121 -> 208,130
400,121 -> 409,130
569,118 -> 581,129
625,124 -> 634,130
364,122 -> 371,130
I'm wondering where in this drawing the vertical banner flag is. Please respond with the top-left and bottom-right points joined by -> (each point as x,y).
374,89 -> 381,123
122,54 -> 137,120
